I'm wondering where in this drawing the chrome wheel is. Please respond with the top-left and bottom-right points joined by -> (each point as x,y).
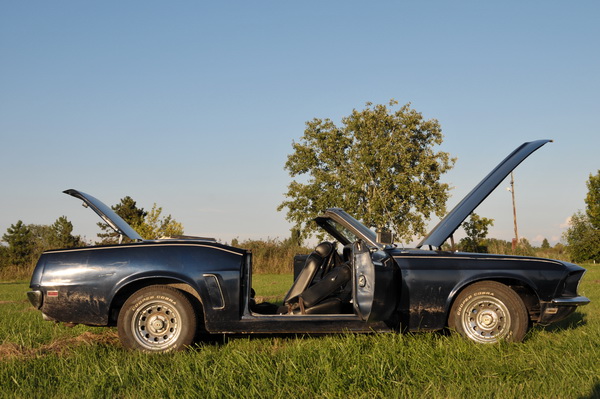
459,295 -> 511,343
131,299 -> 182,350
449,281 -> 529,344
118,285 -> 197,352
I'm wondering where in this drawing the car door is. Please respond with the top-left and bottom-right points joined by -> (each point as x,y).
352,240 -> 398,322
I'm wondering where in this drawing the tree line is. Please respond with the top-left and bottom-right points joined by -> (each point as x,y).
1,217 -> 81,270
451,213 -> 568,260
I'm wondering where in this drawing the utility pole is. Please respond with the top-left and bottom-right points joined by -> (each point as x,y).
508,172 -> 519,250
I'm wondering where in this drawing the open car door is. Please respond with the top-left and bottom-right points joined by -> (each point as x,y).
352,240 -> 398,322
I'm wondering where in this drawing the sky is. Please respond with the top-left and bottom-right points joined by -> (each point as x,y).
1,1 -> 598,247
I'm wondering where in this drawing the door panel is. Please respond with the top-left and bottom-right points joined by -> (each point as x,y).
352,240 -> 375,320
352,241 -> 399,322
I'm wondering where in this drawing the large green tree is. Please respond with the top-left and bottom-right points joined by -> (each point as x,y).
278,100 -> 455,240
564,170 -> 600,263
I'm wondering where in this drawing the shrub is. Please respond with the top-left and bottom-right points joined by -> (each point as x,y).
231,238 -> 312,274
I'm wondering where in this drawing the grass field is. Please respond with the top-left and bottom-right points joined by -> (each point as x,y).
1,266 -> 599,398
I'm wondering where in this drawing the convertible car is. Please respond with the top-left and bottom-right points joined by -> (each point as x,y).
27,140 -> 590,352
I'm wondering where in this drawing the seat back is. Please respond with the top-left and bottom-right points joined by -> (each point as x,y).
300,263 -> 351,308
283,242 -> 334,304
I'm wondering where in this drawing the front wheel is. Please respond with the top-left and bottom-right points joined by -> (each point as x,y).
449,281 -> 529,343
118,285 -> 197,352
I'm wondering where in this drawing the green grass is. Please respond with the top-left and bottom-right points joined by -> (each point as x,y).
2,265 -> 599,398
252,273 -> 293,304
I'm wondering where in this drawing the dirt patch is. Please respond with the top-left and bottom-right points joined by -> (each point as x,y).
38,331 -> 121,356
255,295 -> 283,303
0,342 -> 24,359
0,331 -> 121,360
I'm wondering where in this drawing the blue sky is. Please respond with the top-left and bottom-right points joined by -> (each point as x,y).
1,1 -> 598,246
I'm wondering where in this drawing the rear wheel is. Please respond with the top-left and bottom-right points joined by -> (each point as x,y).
449,281 -> 529,343
118,285 -> 197,352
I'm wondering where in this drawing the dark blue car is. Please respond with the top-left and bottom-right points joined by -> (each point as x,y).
27,140 -> 590,352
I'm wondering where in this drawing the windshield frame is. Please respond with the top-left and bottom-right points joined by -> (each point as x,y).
315,208 -> 382,249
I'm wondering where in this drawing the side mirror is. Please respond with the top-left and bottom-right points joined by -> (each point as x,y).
376,229 -> 393,245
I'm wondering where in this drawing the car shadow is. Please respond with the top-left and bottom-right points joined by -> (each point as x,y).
191,310 -> 589,350
191,332 -> 337,349
535,310 -> 587,333
578,382 -> 600,399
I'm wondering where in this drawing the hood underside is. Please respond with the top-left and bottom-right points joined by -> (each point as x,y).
64,189 -> 143,242
417,139 -> 552,249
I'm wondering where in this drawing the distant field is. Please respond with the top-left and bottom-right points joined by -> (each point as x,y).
1,265 -> 598,398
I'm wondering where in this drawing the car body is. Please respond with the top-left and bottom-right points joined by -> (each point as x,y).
27,140 -> 590,351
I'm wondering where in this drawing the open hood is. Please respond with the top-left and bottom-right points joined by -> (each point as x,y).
417,139 -> 552,249
64,189 -> 143,242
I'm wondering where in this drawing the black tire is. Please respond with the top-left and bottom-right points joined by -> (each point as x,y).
118,285 -> 197,352
449,281 -> 529,343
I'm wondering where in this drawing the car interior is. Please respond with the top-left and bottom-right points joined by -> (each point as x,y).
250,241 -> 355,315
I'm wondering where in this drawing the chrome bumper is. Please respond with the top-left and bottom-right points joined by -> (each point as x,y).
551,296 -> 591,306
538,295 -> 590,324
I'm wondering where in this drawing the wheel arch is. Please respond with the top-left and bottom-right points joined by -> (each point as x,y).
445,277 -> 541,326
109,277 -> 205,327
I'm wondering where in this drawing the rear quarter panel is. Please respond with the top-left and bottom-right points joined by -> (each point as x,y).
31,242 -> 245,326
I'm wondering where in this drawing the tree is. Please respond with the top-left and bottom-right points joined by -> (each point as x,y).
487,238 -> 512,254
97,197 -> 184,243
136,204 -> 184,239
564,211 -> 600,263
28,224 -> 53,252
585,170 -> 600,229
514,237 -> 535,256
459,213 -> 494,253
564,171 -> 600,263
0,244 -> 8,268
278,100 -> 455,241
1,219 -> 82,269
50,216 -> 81,249
97,196 -> 147,244
2,220 -> 34,267
283,227 -> 303,248
541,238 -> 550,249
